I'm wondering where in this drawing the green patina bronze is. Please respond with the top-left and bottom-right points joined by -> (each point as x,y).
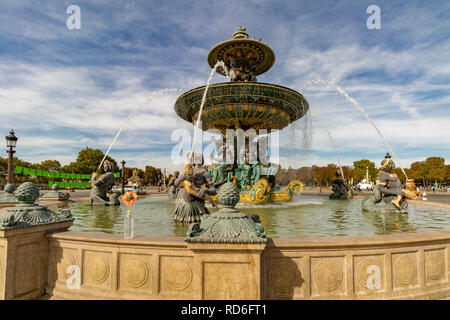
329,171 -> 349,200
90,160 -> 120,206
0,182 -> 73,230
362,154 -> 410,214
175,26 -> 308,135
0,184 -> 19,203
185,182 -> 266,243
40,183 -> 70,201
175,82 -> 309,134
174,27 -> 307,206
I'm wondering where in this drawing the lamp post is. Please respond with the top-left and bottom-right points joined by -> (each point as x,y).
121,160 -> 126,195
5,130 -> 18,185
163,168 -> 167,190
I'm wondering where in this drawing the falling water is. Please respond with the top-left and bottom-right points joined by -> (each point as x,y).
97,88 -> 182,173
190,61 -> 228,159
313,112 -> 345,179
289,112 -> 313,152
285,112 -> 313,168
305,80 -> 408,179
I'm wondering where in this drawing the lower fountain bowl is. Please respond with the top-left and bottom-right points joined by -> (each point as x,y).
174,82 -> 309,134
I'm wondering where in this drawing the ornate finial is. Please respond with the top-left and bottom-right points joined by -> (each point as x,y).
15,182 -> 40,204
385,153 -> 391,159
4,184 -> 15,194
0,182 -> 73,230
218,182 -> 240,208
0,184 -> 19,203
185,181 -> 266,243
232,26 -> 249,39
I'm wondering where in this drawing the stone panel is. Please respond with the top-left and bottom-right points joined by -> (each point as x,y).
82,250 -> 113,289
14,242 -> 40,296
392,252 -> 419,290
203,262 -> 257,300
266,257 -> 303,299
425,249 -> 447,287
159,256 -> 194,297
118,253 -> 152,292
49,246 -> 77,285
0,246 -> 4,296
311,256 -> 346,297
353,255 -> 386,295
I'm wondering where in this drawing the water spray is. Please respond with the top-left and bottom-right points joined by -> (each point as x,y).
96,88 -> 182,175
305,80 -> 408,179
311,110 -> 345,179
189,61 -> 228,162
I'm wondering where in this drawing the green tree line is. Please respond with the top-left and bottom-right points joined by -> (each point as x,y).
0,147 -> 164,187
276,157 -> 450,187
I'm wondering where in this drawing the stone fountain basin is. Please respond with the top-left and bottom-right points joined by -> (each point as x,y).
174,82 -> 309,133
44,228 -> 450,300
37,196 -> 450,300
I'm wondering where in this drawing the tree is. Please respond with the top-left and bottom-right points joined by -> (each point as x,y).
38,160 -> 61,172
342,166 -> 354,185
444,165 -> 450,185
424,157 -> 445,187
353,159 -> 377,182
61,147 -> 117,174
144,166 -> 162,186
296,167 -> 313,186
409,161 -> 426,186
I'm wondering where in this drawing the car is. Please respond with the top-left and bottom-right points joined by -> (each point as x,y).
357,182 -> 374,191
111,185 -> 136,193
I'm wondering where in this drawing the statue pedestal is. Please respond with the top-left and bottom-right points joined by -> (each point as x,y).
0,221 -> 73,299
188,242 -> 265,300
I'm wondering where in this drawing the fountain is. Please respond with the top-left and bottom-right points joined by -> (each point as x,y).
174,27 -> 307,204
4,28 -> 449,301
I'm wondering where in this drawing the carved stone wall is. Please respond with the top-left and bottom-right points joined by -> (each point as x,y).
0,222 -> 72,300
45,233 -> 265,300
262,231 -> 450,299
41,229 -> 450,300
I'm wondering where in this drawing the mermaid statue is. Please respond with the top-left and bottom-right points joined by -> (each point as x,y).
329,170 -> 349,200
90,160 -> 120,206
173,154 -> 217,223
167,171 -> 180,198
362,153 -> 417,214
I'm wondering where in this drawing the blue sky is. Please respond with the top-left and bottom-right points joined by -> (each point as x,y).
0,0 -> 449,171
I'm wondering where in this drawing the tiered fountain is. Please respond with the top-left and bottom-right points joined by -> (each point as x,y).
174,27 -> 308,203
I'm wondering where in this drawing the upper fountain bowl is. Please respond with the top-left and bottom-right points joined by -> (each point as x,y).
207,26 -> 276,77
174,82 -> 309,134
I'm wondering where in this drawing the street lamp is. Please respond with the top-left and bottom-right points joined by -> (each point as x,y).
5,130 -> 18,184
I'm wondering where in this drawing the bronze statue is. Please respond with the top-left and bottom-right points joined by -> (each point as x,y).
329,170 -> 349,200
90,160 -> 119,206
173,155 -> 217,223
362,153 -> 417,214
167,171 -> 180,198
